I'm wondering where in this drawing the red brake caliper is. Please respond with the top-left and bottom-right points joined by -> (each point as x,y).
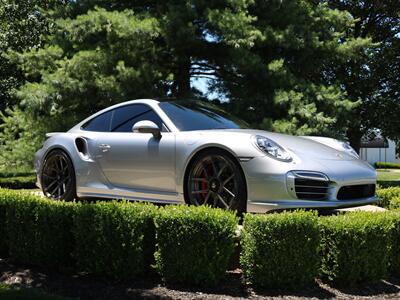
201,169 -> 208,200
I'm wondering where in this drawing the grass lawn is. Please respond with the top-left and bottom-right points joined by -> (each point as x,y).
377,169 -> 400,181
0,283 -> 69,300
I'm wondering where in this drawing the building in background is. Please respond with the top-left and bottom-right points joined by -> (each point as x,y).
360,137 -> 399,165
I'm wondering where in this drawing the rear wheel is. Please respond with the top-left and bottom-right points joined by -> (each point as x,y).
186,149 -> 247,213
41,149 -> 76,201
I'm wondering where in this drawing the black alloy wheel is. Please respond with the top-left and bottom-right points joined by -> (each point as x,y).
186,149 -> 246,213
41,149 -> 76,201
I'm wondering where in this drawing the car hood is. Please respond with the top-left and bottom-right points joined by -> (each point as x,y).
194,129 -> 357,161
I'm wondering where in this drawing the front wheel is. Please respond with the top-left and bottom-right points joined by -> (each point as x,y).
185,149 -> 247,213
41,149 -> 76,201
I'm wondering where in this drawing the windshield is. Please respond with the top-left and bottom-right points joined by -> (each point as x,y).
159,100 -> 249,131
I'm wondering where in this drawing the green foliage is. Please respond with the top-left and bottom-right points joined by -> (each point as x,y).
376,187 -> 400,209
0,108 -> 48,170
323,1 -> 400,150
11,7 -> 167,127
389,197 -> 400,210
0,0 -> 56,110
0,190 -> 10,256
378,181 -> 400,188
375,162 -> 400,169
386,211 -> 400,276
154,205 -> 238,286
0,283 -> 69,300
2,189 -> 75,269
73,201 -> 157,280
0,175 -> 36,189
0,171 -> 36,189
240,211 -> 319,289
216,0 -> 370,138
319,212 -> 392,285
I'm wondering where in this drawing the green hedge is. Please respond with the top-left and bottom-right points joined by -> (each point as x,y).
154,205 -> 238,286
389,197 -> 400,210
387,211 -> 400,276
0,175 -> 37,189
377,181 -> 400,188
376,186 -> 400,208
375,162 -> 400,169
0,191 -> 10,256
241,211 -> 319,289
0,171 -> 35,178
73,201 -> 157,280
319,212 -> 393,285
4,187 -> 400,289
1,189 -> 75,269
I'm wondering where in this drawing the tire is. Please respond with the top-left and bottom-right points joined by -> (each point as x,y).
185,149 -> 247,214
41,149 -> 76,201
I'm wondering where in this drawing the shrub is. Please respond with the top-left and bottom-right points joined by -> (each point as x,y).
240,211 -> 319,289
382,211 -> 400,276
378,181 -> 400,188
0,171 -> 34,178
3,189 -> 75,269
319,212 -> 392,285
375,162 -> 400,169
154,205 -> 238,286
0,190 -> 11,256
73,201 -> 157,280
0,175 -> 37,189
377,186 -> 400,208
389,197 -> 400,210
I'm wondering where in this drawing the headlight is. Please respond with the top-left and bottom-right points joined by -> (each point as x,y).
340,141 -> 359,158
253,135 -> 292,162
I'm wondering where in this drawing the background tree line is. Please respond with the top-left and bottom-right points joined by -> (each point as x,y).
0,0 -> 399,170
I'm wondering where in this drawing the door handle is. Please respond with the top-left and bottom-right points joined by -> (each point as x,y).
99,144 -> 111,152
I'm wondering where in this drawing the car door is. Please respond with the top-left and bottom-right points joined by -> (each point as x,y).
91,104 -> 176,194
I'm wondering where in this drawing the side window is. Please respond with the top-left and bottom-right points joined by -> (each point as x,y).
110,104 -> 166,132
82,111 -> 112,132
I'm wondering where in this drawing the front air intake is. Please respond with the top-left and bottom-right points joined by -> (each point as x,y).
337,184 -> 376,200
292,171 -> 330,200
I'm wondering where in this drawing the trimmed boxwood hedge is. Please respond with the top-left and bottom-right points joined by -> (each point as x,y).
240,211 -> 319,289
4,187 -> 400,288
154,205 -> 238,286
73,201 -> 157,280
319,212 -> 393,285
0,190 -> 10,256
0,189 -> 75,269
375,162 -> 400,169
0,175 -> 37,189
376,186 -> 400,208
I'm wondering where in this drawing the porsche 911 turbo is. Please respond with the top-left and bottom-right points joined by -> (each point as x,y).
34,99 -> 378,213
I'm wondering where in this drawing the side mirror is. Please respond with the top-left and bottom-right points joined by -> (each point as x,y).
132,120 -> 161,139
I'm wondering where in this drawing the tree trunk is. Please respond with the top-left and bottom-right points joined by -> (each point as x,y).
175,56 -> 191,99
347,125 -> 363,154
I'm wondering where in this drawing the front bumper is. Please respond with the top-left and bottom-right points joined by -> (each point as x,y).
241,156 -> 378,213
247,196 -> 379,213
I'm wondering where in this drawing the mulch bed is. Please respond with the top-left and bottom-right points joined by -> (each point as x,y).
2,258 -> 400,299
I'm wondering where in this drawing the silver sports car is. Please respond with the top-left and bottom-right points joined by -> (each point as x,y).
34,99 -> 378,213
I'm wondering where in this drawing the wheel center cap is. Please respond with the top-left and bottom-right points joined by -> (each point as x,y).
209,178 -> 220,192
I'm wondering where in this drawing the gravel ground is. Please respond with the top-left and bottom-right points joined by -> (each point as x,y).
2,259 -> 400,300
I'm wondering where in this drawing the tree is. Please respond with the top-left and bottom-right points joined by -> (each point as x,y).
323,0 -> 400,152
10,8 -> 167,128
0,0 -> 57,111
211,0 -> 370,138
48,0 -> 261,98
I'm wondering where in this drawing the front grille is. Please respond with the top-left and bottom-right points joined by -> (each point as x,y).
337,184 -> 376,200
294,178 -> 329,200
